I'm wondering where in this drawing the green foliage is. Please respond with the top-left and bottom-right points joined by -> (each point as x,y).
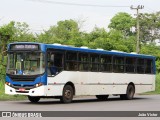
141,44 -> 160,57
108,12 -> 136,36
155,74 -> 160,94
37,19 -> 82,46
139,12 -> 160,43
0,21 -> 15,40
0,21 -> 35,54
13,22 -> 35,42
0,21 -> 15,54
0,55 -> 7,81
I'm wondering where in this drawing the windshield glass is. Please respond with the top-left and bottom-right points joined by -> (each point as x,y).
7,52 -> 45,75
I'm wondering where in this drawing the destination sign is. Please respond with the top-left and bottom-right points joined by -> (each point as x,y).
10,44 -> 39,50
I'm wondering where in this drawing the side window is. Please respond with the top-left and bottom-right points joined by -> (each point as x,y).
78,53 -> 89,71
47,50 -> 64,76
65,51 -> 78,71
8,53 -> 15,69
113,56 -> 125,73
137,58 -> 144,74
90,54 -> 99,72
126,57 -> 136,73
100,55 -> 112,72
145,59 -> 153,74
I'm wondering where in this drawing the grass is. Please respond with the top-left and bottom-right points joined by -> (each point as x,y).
0,74 -> 160,101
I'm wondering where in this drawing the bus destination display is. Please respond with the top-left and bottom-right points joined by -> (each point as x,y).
10,44 -> 39,50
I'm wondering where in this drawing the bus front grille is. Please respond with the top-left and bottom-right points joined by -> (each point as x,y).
7,75 -> 38,82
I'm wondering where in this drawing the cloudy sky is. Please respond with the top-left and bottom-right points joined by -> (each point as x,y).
0,0 -> 159,33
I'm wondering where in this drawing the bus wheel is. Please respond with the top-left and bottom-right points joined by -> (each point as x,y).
60,85 -> 73,103
126,84 -> 135,100
121,84 -> 135,100
28,96 -> 40,103
96,95 -> 109,101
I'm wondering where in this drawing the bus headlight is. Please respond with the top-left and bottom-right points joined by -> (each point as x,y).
35,83 -> 43,87
5,82 -> 11,86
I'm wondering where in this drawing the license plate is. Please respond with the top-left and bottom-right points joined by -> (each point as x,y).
19,88 -> 25,91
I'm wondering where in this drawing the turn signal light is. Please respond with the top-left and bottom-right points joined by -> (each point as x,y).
5,82 -> 11,86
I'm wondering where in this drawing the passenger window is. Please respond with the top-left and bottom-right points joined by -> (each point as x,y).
65,52 -> 78,71
126,57 -> 136,73
78,53 -> 89,71
100,55 -> 112,72
137,58 -> 144,74
145,59 -> 153,74
90,54 -> 99,72
113,56 -> 124,73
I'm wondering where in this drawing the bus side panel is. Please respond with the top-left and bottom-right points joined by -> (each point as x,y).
43,85 -> 64,96
47,71 -> 155,96
135,75 -> 155,93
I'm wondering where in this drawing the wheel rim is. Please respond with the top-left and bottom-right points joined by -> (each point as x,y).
64,89 -> 72,99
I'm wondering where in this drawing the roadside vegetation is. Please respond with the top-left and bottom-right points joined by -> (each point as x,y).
155,74 -> 160,94
0,11 -> 160,100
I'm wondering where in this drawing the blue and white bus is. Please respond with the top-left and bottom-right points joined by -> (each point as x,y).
5,42 -> 156,103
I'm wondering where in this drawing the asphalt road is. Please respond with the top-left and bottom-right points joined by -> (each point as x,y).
0,95 -> 160,120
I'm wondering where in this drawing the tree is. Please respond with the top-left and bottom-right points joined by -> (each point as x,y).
37,19 -> 83,46
108,12 -> 136,37
0,21 -> 15,55
139,12 -> 160,43
108,29 -> 135,52
0,21 -> 15,81
0,21 -> 35,55
85,27 -> 113,49
13,22 -> 35,42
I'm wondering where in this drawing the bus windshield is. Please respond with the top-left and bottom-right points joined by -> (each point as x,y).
7,52 -> 45,75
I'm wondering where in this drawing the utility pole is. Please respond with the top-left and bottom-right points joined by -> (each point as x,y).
130,5 -> 144,54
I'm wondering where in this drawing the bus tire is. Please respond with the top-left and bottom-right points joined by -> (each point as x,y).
121,84 -> 135,100
96,95 -> 109,101
60,85 -> 73,103
126,84 -> 135,100
28,96 -> 40,103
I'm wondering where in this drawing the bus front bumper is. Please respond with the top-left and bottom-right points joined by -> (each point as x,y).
5,84 -> 46,96
5,84 -> 64,96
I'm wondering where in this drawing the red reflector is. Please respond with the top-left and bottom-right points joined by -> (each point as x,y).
19,88 -> 25,91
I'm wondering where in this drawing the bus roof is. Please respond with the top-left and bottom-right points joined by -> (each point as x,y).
46,43 -> 155,59
8,42 -> 156,59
